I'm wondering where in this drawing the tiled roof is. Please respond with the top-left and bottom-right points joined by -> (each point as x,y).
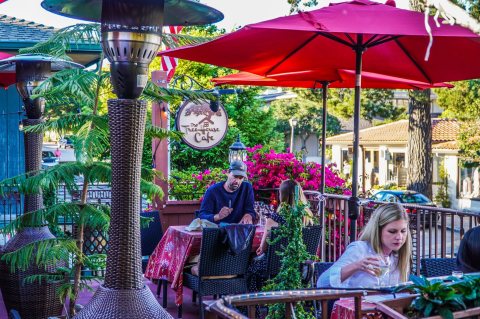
432,141 -> 458,150
326,119 -> 459,148
0,15 -> 55,43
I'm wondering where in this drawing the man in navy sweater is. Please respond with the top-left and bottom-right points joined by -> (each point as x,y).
197,160 -> 255,224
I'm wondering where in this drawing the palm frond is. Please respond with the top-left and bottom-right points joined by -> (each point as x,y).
1,238 -> 79,272
85,162 -> 111,184
0,208 -> 52,235
142,82 -> 214,104
78,204 -> 110,231
22,114 -> 105,134
161,32 -> 214,48
19,24 -> 101,57
33,69 -> 105,107
22,162 -> 85,193
74,119 -> 110,162
140,167 -> 164,182
144,124 -> 183,141
140,179 -> 164,201
24,273 -> 67,285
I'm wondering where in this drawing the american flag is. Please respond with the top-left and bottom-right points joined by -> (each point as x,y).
161,26 -> 183,82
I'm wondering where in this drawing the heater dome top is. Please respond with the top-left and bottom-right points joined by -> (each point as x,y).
0,53 -> 84,72
41,0 -> 224,26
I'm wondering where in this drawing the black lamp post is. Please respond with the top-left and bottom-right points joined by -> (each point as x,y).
41,1 -> 223,318
229,134 -> 247,163
0,54 -> 83,319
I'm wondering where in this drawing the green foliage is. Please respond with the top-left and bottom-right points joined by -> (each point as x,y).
398,275 -> 468,319
435,80 -> 480,121
434,162 -> 451,208
262,194 -> 315,319
458,120 -> 480,164
288,0 -> 319,13
270,91 -> 342,140
169,167 -> 226,200
450,275 -> 480,308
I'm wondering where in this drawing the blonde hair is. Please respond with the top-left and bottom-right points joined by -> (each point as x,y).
278,180 -> 314,226
359,203 -> 411,282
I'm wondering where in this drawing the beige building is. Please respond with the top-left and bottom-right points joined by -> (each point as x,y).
325,119 -> 479,211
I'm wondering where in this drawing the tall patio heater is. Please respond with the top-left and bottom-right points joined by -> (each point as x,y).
41,1 -> 223,318
0,54 -> 83,319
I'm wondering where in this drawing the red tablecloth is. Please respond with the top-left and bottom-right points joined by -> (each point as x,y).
144,225 -> 263,305
331,298 -> 383,319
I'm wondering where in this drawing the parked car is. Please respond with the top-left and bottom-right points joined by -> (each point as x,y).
369,190 -> 437,226
370,190 -> 435,206
42,150 -> 59,169
58,135 -> 74,149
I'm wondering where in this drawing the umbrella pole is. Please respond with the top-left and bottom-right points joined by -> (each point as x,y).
319,81 -> 328,262
349,35 -> 365,243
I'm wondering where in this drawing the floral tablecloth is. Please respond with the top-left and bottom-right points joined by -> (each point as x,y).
331,297 -> 383,319
144,225 -> 264,305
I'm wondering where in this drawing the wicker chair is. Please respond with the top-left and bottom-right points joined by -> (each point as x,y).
265,225 -> 322,279
420,257 -> 457,277
182,226 -> 255,319
140,210 -> 163,273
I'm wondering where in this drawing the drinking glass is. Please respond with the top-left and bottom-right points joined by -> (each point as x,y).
375,257 -> 391,287
452,270 -> 463,279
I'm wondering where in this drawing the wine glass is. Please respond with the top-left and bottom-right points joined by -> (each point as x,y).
374,256 -> 391,287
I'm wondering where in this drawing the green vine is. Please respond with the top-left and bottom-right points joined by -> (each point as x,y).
262,186 -> 315,319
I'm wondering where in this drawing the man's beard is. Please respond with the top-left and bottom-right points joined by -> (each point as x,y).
228,182 -> 239,191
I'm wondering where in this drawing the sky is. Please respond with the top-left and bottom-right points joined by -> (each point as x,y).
0,0 -> 409,29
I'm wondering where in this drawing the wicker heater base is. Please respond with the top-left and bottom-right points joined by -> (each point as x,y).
74,99 -> 172,319
0,226 -> 63,319
74,285 -> 171,319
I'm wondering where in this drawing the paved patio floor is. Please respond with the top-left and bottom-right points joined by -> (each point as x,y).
0,278 -> 201,319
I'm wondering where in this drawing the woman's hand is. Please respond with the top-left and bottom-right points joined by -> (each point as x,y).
256,246 -> 264,256
357,256 -> 381,276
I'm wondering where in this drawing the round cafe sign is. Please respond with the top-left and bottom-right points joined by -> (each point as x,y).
175,100 -> 228,150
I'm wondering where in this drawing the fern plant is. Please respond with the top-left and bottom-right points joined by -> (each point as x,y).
262,186 -> 315,319
1,23 -> 214,317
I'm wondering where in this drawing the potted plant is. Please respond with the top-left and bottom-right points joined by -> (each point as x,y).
376,275 -> 480,319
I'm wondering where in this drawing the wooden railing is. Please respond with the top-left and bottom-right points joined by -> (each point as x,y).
207,289 -> 365,319
2,185 -> 479,275
320,194 -> 480,275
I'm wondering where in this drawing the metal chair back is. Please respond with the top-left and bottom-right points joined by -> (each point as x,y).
198,226 -> 254,277
266,225 -> 322,278
420,257 -> 456,277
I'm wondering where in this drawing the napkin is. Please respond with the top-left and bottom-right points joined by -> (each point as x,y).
185,218 -> 218,231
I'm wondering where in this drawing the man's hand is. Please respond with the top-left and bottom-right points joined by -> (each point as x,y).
214,207 -> 233,222
239,214 -> 253,224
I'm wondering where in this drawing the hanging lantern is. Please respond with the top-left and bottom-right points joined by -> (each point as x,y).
229,134 -> 247,163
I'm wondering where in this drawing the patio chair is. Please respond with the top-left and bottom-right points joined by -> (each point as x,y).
182,226 -> 255,319
140,210 -> 163,273
312,262 -> 335,318
265,225 -> 322,280
420,257 -> 456,277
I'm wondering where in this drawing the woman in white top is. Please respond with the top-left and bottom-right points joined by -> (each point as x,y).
317,203 -> 411,288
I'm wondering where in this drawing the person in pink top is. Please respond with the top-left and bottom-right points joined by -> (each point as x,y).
54,148 -> 62,160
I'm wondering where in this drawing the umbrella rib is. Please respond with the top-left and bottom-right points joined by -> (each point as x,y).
318,32 -> 355,48
367,35 -> 402,48
393,38 -> 432,83
265,33 -> 320,76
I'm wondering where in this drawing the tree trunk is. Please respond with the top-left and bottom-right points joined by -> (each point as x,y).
406,89 -> 432,199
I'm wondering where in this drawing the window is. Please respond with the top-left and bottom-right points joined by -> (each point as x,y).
459,163 -> 480,199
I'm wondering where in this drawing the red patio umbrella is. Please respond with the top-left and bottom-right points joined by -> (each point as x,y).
212,70 -> 451,256
161,0 -> 480,240
212,70 -> 454,90
0,52 -> 15,88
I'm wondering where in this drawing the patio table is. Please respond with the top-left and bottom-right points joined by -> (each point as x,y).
144,225 -> 264,305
